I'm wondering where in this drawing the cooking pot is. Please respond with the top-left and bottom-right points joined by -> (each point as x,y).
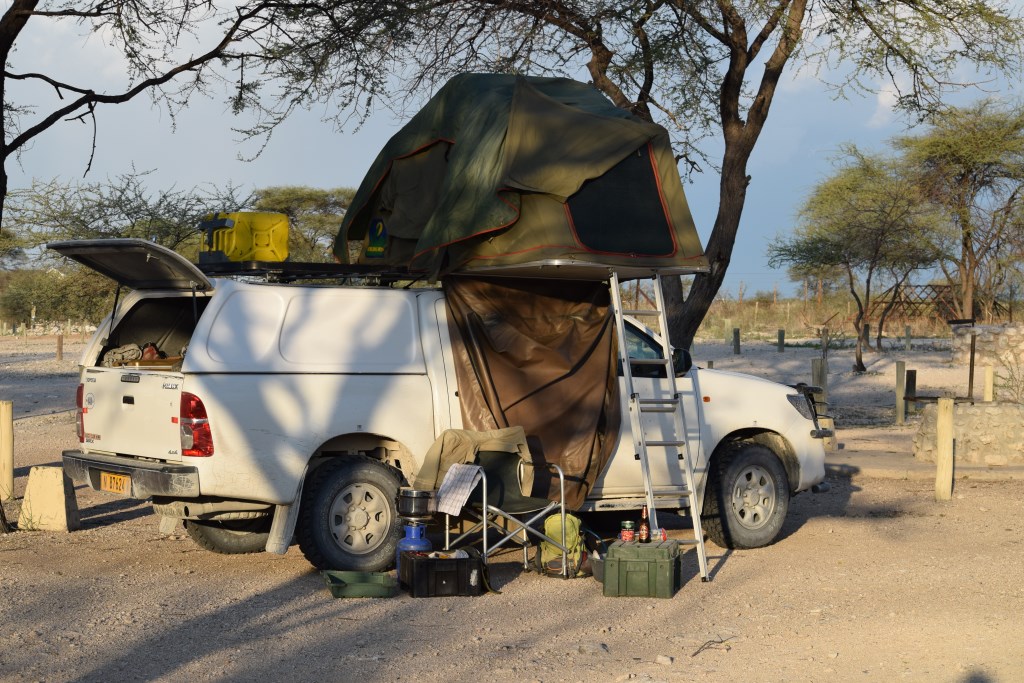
397,488 -> 433,519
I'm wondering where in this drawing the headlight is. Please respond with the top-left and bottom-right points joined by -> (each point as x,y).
787,393 -> 815,421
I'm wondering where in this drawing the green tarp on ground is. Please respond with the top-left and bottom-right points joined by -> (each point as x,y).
334,73 -> 707,279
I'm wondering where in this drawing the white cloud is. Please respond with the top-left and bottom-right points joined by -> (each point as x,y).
867,81 -> 902,128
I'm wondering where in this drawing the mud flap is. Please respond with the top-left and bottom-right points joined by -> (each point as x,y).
265,479 -> 303,554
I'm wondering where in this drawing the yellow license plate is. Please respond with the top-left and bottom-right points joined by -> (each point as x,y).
99,471 -> 130,495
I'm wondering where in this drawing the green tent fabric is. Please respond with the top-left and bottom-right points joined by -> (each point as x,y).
335,73 -> 707,279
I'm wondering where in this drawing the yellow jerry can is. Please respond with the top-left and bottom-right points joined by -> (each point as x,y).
199,211 -> 289,263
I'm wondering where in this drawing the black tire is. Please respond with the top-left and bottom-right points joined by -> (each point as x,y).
185,517 -> 271,554
703,442 -> 790,549
297,456 -> 402,571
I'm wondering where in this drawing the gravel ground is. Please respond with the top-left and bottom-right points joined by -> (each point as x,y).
1,335 -> 1022,682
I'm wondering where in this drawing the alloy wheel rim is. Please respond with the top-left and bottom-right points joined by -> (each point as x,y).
328,481 -> 392,555
729,464 -> 776,530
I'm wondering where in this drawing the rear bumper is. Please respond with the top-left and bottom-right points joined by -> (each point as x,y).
62,450 -> 200,499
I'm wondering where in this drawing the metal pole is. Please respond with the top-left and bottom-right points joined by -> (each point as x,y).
777,329 -> 785,352
967,333 -> 977,401
905,370 -> 918,415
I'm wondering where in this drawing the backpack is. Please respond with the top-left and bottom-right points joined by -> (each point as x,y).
100,343 -> 142,367
533,513 -> 592,578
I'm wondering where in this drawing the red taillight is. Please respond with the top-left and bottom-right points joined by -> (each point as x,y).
179,392 -> 214,457
76,384 -> 84,443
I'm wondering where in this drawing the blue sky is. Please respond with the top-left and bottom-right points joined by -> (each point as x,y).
6,14 -> 1009,298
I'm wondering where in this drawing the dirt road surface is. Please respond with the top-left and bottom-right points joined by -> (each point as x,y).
1,336 -> 1022,682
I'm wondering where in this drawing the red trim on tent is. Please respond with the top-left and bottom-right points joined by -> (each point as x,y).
346,138 -> 456,238
409,189 -> 522,268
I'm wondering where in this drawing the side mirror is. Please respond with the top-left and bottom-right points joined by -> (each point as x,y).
672,348 -> 692,376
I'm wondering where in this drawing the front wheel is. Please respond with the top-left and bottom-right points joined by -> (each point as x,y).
297,456 -> 402,571
703,442 -> 789,549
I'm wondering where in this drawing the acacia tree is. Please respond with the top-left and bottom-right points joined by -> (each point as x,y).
768,150 -> 940,371
377,1 -> 1023,346
894,101 -> 1024,321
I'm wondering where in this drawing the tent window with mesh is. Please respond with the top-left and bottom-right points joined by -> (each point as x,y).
565,144 -> 676,256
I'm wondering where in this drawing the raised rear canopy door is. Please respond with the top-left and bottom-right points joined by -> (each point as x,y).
47,238 -> 214,291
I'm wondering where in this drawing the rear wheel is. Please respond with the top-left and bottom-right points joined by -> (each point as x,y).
703,442 -> 789,549
297,456 -> 402,571
185,517 -> 271,554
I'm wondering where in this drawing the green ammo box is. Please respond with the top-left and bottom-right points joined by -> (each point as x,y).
603,540 -> 680,599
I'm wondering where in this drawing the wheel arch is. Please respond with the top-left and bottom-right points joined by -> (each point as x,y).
708,428 -> 799,494
306,431 -> 416,486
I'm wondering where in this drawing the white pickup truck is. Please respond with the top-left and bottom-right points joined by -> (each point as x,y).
54,239 -> 828,571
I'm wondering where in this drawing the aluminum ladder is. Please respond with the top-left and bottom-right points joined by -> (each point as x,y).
608,271 -> 709,582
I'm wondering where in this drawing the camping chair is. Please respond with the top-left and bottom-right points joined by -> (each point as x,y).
443,450 -> 570,578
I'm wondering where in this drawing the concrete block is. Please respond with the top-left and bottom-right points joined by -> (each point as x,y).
18,466 -> 81,531
158,515 -> 179,535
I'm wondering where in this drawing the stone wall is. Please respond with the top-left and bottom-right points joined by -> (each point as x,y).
951,323 -> 1024,402
913,401 -> 1024,466
952,323 -> 1024,365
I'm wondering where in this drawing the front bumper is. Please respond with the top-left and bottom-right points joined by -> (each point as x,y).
62,450 -> 200,499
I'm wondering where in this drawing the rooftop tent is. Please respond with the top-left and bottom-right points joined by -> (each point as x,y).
334,73 -> 708,279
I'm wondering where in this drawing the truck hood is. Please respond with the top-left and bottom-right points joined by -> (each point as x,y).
695,367 -> 801,398
48,238 -> 214,292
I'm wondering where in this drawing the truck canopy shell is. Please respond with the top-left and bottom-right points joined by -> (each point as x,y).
336,73 -> 708,280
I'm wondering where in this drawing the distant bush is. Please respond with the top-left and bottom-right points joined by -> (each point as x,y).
0,266 -> 113,325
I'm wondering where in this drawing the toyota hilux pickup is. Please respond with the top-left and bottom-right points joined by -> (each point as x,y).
53,239 -> 828,571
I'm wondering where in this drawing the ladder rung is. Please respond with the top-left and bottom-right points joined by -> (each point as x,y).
646,440 -> 685,447
622,309 -> 662,316
628,358 -> 669,366
640,405 -> 676,413
638,398 -> 679,405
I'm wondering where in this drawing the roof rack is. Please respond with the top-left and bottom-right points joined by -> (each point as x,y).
195,260 -> 426,286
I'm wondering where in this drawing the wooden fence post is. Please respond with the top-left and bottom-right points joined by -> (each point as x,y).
904,325 -> 912,352
811,359 -> 836,451
984,366 -> 995,402
732,328 -> 741,355
1,400 -> 13,502
777,329 -> 785,353
935,396 -> 955,501
56,334 -> 64,362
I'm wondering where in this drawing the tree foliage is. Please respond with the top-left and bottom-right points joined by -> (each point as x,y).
1,0 -> 404,221
769,149 -> 941,370
0,265 -> 112,322
4,172 -> 251,259
893,100 -> 1024,320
